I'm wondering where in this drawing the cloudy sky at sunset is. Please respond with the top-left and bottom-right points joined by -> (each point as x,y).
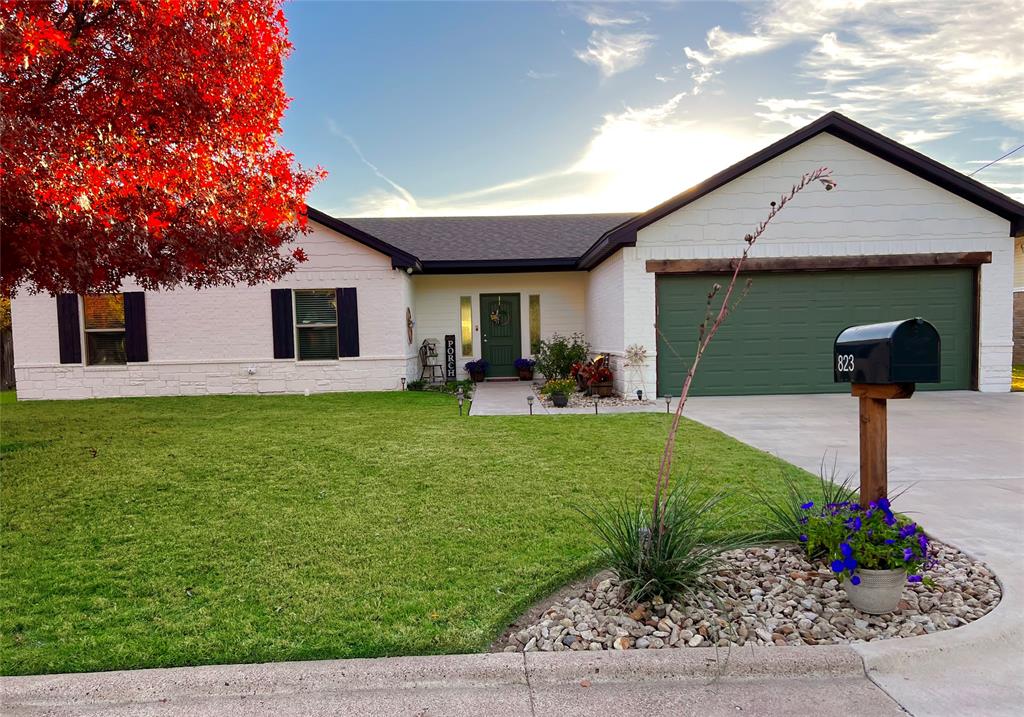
281,0 -> 1024,217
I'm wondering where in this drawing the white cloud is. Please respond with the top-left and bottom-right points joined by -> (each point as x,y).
575,29 -> 655,77
966,155 -> 1024,167
682,0 -> 1024,131
582,6 -> 648,27
337,94 -> 768,217
327,119 -> 419,214
526,69 -> 556,80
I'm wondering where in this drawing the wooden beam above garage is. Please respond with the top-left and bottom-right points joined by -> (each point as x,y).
645,252 -> 993,275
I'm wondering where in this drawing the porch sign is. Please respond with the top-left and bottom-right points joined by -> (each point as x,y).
445,334 -> 456,380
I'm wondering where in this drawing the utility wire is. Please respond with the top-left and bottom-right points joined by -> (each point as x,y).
968,143 -> 1024,177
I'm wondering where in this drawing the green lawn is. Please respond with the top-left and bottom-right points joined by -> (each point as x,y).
0,391 -> 815,676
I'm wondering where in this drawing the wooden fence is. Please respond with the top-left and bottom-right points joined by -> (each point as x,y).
1,327 -> 15,390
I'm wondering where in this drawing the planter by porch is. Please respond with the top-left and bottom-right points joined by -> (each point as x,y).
591,381 -> 613,397
551,392 -> 569,408
517,369 -> 534,381
470,371 -> 485,383
843,568 -> 906,614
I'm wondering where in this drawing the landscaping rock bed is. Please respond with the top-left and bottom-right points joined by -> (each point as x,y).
532,384 -> 655,409
498,541 -> 1000,652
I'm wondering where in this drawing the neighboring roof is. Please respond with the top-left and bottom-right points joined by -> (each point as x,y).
578,111 -> 1024,270
304,206 -> 420,270
339,214 -> 634,272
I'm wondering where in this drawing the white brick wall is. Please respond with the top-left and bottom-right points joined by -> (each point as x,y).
614,133 -> 1015,393
12,222 -> 412,400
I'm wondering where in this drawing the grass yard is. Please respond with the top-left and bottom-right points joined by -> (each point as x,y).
1,391 -> 817,676
1013,365 -> 1023,392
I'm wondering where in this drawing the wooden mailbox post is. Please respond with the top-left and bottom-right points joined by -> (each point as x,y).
834,319 -> 941,508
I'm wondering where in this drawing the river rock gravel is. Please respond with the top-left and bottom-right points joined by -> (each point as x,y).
499,541 -> 1000,653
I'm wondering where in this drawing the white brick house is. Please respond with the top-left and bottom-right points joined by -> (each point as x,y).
11,113 -> 1024,400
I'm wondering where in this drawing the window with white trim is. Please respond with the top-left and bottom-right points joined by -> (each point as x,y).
294,289 -> 338,360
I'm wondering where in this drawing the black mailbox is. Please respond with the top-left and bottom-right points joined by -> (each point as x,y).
834,318 -> 940,385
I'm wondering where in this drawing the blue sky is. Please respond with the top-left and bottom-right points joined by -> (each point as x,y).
281,1 -> 1024,216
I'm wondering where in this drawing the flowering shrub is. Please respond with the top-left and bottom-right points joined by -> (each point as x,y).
800,498 -> 931,585
540,378 -> 576,395
575,355 -> 614,387
514,357 -> 536,371
535,332 -> 589,380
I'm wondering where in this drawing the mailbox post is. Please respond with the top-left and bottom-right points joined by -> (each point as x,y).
834,318 -> 941,508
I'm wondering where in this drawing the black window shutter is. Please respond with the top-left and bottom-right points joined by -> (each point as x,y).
123,292 -> 148,362
271,289 -> 295,359
56,294 -> 82,364
336,287 -> 359,357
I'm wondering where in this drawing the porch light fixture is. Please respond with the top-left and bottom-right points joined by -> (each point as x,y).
526,394 -> 534,415
636,389 -> 643,401
457,387 -> 465,416
665,394 -> 672,413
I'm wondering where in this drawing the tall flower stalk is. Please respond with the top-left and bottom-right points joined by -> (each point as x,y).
651,167 -> 837,534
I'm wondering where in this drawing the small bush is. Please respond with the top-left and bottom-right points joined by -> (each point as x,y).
540,378 -> 576,395
580,480 -> 753,602
534,332 -> 589,380
406,379 -> 426,391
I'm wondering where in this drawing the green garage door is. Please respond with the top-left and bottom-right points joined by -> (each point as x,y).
656,268 -> 974,396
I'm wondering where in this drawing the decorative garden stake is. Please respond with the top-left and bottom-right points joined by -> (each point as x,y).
652,167 -> 836,534
833,318 -> 941,507
527,394 -> 534,415
456,387 -> 465,416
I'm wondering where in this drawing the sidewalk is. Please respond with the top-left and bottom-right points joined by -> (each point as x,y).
469,380 -> 667,416
0,646 -> 904,717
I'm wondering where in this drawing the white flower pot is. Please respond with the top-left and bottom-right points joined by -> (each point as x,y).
843,568 -> 906,614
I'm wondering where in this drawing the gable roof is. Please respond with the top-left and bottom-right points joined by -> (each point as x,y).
305,206 -> 421,270
578,111 -> 1024,269
339,213 -> 634,272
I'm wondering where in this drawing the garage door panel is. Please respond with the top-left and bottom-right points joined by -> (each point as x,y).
656,268 -> 974,396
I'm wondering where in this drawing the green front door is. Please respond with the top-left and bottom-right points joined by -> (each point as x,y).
656,268 -> 975,396
481,293 -> 521,378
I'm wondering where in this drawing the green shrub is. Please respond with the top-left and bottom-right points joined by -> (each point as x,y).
406,379 -> 427,391
534,332 -> 589,380
540,378 -> 576,395
579,480 -> 753,602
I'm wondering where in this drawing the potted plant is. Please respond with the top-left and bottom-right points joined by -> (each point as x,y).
575,356 -> 614,397
514,357 -> 536,381
464,358 -> 489,383
802,498 -> 930,614
542,378 -> 576,408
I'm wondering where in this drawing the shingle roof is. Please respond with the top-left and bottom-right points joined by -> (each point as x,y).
340,213 -> 635,263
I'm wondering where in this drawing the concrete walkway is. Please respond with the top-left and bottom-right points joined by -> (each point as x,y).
469,380 -> 666,416
684,390 -> 1024,717
0,646 -> 904,716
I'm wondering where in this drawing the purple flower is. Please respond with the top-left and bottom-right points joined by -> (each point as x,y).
899,523 -> 918,539
849,516 -> 862,531
831,559 -> 845,573
878,497 -> 890,511
843,556 -> 858,571
801,501 -> 814,510
908,574 -> 923,583
840,542 -> 853,558
885,538 -> 895,545
799,534 -> 808,542
850,575 -> 861,586
918,533 -> 929,553
799,517 -> 808,525
884,512 -> 896,526
903,548 -> 914,561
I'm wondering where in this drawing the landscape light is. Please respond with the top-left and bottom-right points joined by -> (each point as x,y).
665,395 -> 672,414
526,394 -> 534,415
457,387 -> 464,416
636,389 -> 643,401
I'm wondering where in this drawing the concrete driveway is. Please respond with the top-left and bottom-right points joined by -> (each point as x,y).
685,390 -> 1024,716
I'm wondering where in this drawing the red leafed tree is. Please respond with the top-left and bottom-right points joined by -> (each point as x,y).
0,0 -> 323,296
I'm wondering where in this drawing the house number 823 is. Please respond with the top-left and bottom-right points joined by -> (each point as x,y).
836,354 -> 855,372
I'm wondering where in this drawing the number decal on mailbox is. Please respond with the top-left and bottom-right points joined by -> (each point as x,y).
836,354 -> 855,372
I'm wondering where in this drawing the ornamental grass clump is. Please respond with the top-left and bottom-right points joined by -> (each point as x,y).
579,481 -> 752,602
801,498 -> 932,585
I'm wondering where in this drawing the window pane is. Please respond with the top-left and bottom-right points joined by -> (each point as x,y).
84,294 -> 124,330
295,289 -> 337,325
529,294 -> 541,354
87,332 -> 126,365
298,326 -> 338,360
460,296 -> 473,357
